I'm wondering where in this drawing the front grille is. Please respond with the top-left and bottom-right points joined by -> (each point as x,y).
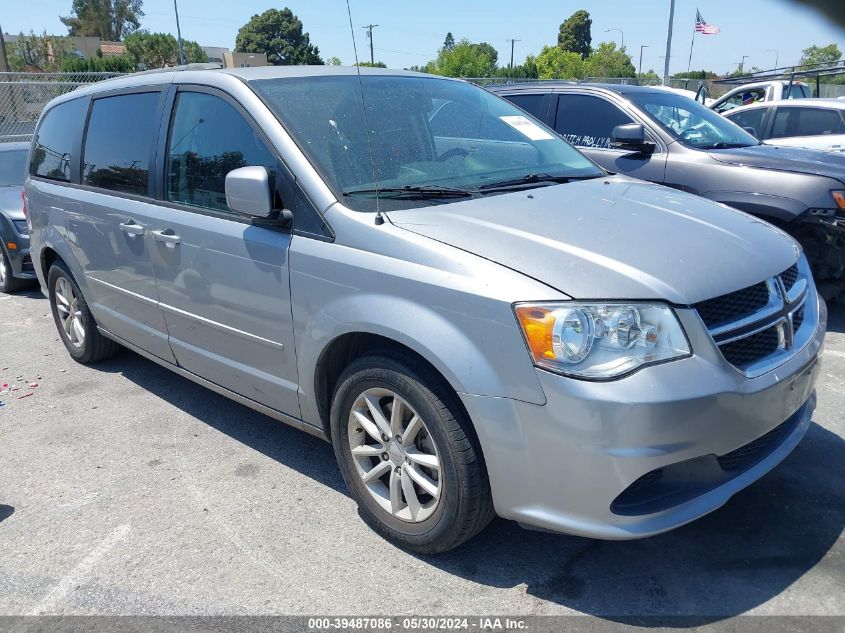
694,281 -> 770,329
694,262 -> 810,375
780,264 -> 798,292
720,326 -> 779,368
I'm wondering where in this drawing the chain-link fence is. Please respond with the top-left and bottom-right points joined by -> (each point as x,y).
0,72 -> 125,143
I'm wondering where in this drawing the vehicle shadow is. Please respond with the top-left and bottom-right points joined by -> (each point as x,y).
826,302 -> 845,334
93,350 -> 843,624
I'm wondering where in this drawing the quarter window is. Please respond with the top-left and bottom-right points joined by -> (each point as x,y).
29,98 -> 88,182
770,107 -> 845,139
166,91 -> 276,213
82,92 -> 160,196
554,94 -> 634,149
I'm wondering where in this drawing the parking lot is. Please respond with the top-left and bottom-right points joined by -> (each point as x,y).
0,287 -> 842,622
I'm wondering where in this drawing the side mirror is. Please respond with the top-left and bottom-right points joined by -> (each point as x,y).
610,123 -> 655,154
225,166 -> 275,219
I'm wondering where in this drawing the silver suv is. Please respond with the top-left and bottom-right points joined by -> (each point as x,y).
26,66 -> 826,553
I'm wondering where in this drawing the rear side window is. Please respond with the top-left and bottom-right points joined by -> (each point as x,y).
554,94 -> 633,148
166,91 -> 277,214
770,107 -> 845,139
505,93 -> 545,118
82,92 -> 160,196
726,107 -> 767,138
29,98 -> 88,182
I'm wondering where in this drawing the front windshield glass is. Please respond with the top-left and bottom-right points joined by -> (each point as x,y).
0,149 -> 27,187
629,92 -> 760,150
251,74 -> 603,210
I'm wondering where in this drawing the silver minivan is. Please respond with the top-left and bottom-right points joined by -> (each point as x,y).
26,66 -> 826,553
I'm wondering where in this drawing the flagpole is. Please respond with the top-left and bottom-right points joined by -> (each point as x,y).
687,25 -> 696,72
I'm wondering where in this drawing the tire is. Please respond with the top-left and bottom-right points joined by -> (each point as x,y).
0,247 -> 27,294
47,262 -> 120,364
331,352 -> 495,554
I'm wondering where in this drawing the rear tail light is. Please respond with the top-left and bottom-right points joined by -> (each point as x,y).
22,190 -> 31,232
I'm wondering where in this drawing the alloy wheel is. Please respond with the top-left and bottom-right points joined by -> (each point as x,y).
0,255 -> 7,287
54,276 -> 85,348
347,387 -> 443,523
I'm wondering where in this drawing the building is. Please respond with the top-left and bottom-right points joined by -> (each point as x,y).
99,41 -> 126,57
223,52 -> 268,68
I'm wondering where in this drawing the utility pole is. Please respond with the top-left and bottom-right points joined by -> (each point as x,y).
174,0 -> 185,65
639,44 -> 650,76
767,49 -> 779,69
739,55 -> 749,73
663,0 -> 675,85
507,38 -> 521,68
362,24 -> 378,65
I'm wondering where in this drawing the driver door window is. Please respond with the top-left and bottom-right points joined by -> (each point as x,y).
553,94 -> 634,149
166,91 -> 277,214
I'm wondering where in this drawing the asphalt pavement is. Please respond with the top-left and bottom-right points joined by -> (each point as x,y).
0,287 -> 843,624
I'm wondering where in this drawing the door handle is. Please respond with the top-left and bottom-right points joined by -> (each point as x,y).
119,219 -> 145,236
151,229 -> 181,249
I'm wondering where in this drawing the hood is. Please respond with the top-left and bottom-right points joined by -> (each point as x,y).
708,144 -> 845,183
0,185 -> 24,221
387,177 -> 799,305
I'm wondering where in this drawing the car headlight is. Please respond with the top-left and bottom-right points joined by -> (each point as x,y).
514,302 -> 691,379
12,219 -> 28,235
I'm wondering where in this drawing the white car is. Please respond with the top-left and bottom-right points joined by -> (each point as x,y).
711,80 -> 811,114
722,98 -> 845,152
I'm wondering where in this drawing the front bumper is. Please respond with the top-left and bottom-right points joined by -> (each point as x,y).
461,296 -> 826,540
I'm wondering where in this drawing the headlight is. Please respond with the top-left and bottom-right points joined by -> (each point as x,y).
514,302 -> 691,379
12,219 -> 28,235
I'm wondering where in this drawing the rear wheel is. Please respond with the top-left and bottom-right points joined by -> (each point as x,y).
48,262 -> 120,363
331,352 -> 494,554
0,248 -> 27,294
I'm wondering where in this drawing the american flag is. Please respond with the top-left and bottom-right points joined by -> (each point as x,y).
695,10 -> 721,35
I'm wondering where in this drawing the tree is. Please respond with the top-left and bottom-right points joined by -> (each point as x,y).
124,32 -> 207,69
672,70 -> 718,79
326,56 -> 342,65
800,43 -> 842,67
9,32 -> 74,72
355,61 -> 386,68
61,0 -> 143,41
584,42 -> 635,78
429,39 -> 498,77
61,54 -> 134,72
235,8 -> 323,66
443,32 -> 455,51
558,10 -> 592,59
535,45 -> 585,79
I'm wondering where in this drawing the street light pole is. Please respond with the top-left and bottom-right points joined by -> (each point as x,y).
767,49 -> 779,69
639,44 -> 650,76
663,0 -> 675,85
173,0 -> 185,65
604,28 -> 624,50
739,55 -> 749,73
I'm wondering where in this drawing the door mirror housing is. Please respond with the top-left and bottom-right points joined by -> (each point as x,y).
610,123 -> 655,154
225,166 -> 276,219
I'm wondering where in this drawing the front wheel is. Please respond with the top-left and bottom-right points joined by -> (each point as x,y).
0,247 -> 28,294
331,353 -> 494,554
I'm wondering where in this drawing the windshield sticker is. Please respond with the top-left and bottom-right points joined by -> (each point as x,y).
499,115 -> 555,141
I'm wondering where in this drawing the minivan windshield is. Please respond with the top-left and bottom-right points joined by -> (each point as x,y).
0,149 -> 27,187
251,74 -> 603,210
629,92 -> 760,150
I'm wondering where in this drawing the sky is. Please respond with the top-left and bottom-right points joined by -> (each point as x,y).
4,0 -> 844,75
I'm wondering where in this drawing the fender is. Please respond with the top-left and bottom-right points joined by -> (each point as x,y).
699,190 -> 808,224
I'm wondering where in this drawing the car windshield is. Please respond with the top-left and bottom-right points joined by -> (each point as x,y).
0,149 -> 27,187
629,92 -> 760,150
251,74 -> 603,210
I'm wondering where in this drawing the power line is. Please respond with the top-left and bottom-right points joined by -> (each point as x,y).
362,24 -> 379,65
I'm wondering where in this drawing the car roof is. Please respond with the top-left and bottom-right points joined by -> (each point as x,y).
720,80 -> 808,91
486,82 -> 678,95
723,98 -> 845,114
0,142 -> 30,152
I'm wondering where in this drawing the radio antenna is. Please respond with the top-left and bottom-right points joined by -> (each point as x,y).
345,0 -> 383,224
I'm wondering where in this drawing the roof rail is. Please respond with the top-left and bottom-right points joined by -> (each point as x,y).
130,62 -> 224,76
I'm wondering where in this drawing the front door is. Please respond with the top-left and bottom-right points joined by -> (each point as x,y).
551,92 -> 668,183
150,88 -> 300,417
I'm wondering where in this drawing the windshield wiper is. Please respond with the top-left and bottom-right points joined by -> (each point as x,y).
477,172 -> 600,193
342,185 -> 474,199
698,142 -> 757,150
